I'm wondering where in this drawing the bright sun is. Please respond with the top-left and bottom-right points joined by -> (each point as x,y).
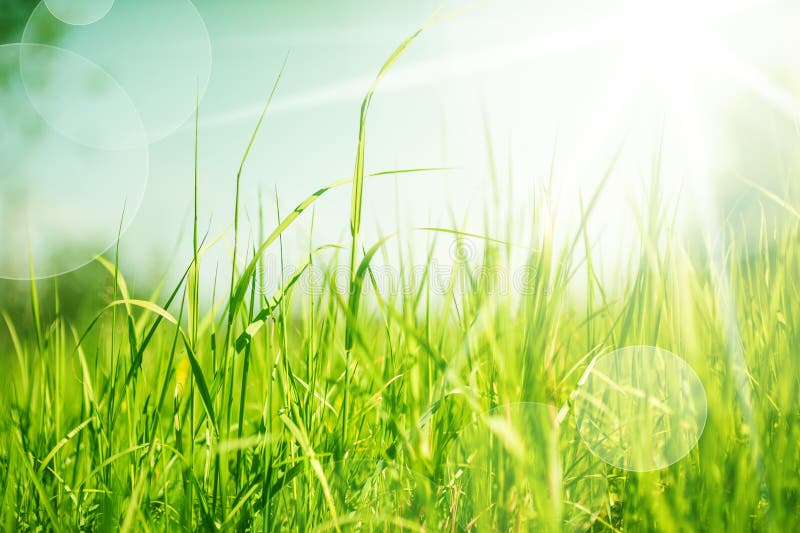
515,0 -> 800,237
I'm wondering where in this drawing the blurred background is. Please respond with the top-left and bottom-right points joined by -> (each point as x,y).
1,0 -> 799,322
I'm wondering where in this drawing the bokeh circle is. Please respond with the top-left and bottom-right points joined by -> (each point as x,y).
44,0 -> 115,26
0,43 -> 148,279
572,345 -> 708,472
18,43 -> 147,151
23,0 -> 212,143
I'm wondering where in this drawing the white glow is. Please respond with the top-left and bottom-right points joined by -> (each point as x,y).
200,0 -> 799,271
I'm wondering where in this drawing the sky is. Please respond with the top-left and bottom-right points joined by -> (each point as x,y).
1,0 -> 799,288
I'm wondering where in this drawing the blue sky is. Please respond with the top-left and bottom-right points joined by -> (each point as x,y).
2,0 -> 799,286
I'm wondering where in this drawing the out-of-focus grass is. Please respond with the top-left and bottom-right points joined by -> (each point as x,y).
2,20 -> 800,533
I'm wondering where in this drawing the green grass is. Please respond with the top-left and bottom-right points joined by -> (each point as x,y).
2,22 -> 800,533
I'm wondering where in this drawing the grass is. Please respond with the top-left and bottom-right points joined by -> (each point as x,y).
2,19 -> 800,533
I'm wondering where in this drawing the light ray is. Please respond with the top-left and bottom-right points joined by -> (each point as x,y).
204,15 -> 630,128
700,38 -> 800,123
557,52 -> 646,187
670,62 -> 766,497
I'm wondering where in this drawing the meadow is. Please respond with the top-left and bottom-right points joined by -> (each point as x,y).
2,20 -> 800,533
